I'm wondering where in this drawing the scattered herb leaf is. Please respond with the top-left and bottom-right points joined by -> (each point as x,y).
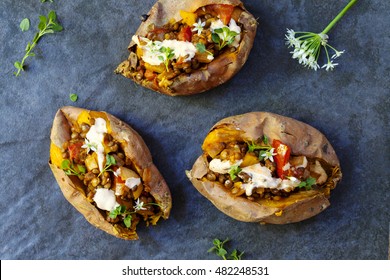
14,10 -> 63,76
61,159 -> 86,177
98,154 -> 116,176
212,27 -> 238,50
69,93 -> 78,102
109,199 -> 161,228
41,0 -> 54,3
208,238 -> 244,260
20,18 -> 30,32
247,140 -> 272,153
158,46 -> 175,71
297,177 -> 316,190
195,42 -> 214,58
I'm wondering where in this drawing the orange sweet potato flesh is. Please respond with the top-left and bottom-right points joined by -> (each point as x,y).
49,106 -> 172,240
187,112 -> 342,224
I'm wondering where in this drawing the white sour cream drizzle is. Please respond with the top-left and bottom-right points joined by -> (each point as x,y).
208,159 -> 301,196
125,177 -> 141,190
85,118 -> 107,172
240,164 -> 300,196
209,158 -> 242,174
132,36 -> 197,66
93,188 -> 119,211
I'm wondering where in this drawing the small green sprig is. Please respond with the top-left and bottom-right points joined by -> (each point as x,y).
109,205 -> 133,228
109,199 -> 161,228
158,46 -> 174,71
247,136 -> 275,161
247,136 -> 271,153
208,238 -> 244,260
61,159 -> 86,176
297,177 -> 316,190
98,154 -> 116,176
212,27 -> 239,50
14,10 -> 63,76
41,0 -> 54,3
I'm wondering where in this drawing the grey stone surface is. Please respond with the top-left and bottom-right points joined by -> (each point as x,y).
0,0 -> 389,259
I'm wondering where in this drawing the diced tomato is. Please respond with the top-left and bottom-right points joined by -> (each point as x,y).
209,4 -> 234,25
144,69 -> 157,81
178,26 -> 192,42
68,141 -> 83,161
272,139 -> 291,179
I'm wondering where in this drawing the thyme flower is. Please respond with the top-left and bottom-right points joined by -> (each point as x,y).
134,198 -> 147,211
81,139 -> 98,153
286,0 -> 357,71
192,19 -> 205,35
260,148 -> 277,162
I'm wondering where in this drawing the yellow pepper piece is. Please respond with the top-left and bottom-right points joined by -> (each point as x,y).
180,10 -> 197,26
77,110 -> 92,126
241,153 -> 260,167
50,142 -> 64,168
76,110 -> 112,133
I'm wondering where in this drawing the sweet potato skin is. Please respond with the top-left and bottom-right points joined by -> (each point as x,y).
115,0 -> 258,96
187,112 -> 342,224
49,106 -> 172,240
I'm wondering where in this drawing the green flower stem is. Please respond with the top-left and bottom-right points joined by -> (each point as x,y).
321,0 -> 357,34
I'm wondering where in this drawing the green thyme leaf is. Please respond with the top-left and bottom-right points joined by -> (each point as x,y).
196,42 -> 206,53
98,154 -> 117,176
20,18 -> 30,32
229,165 -> 242,180
123,215 -> 132,228
60,159 -> 70,170
211,33 -> 220,44
109,205 -> 126,219
69,93 -> 78,102
297,177 -> 316,190
230,249 -> 244,260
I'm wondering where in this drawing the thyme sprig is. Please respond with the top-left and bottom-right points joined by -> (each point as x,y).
208,238 -> 244,260
61,159 -> 86,177
98,154 -> 116,177
212,27 -> 239,50
109,199 -> 161,228
14,10 -> 63,76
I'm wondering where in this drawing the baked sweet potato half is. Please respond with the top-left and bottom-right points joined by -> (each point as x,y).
187,112 -> 342,224
115,0 -> 257,96
49,106 -> 171,240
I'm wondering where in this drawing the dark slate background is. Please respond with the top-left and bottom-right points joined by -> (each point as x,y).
0,0 -> 389,260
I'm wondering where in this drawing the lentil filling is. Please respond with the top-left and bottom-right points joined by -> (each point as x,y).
120,4 -> 244,89
60,117 -> 162,232
203,136 -> 337,202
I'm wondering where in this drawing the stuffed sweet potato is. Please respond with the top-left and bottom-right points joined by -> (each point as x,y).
115,0 -> 257,96
187,112 -> 342,224
49,106 -> 172,240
